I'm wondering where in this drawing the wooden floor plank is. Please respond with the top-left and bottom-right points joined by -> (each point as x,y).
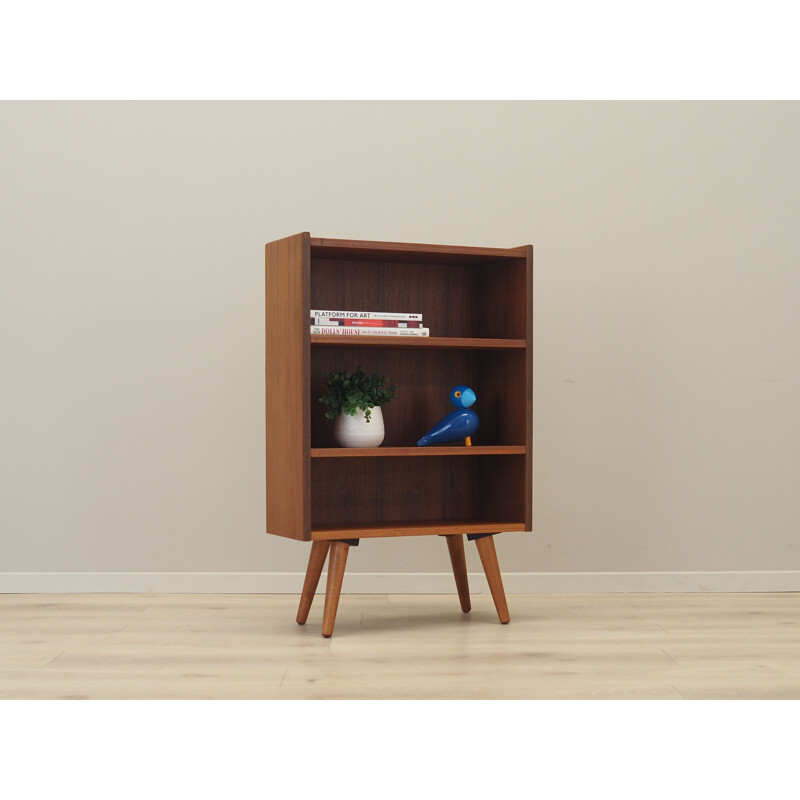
0,593 -> 797,699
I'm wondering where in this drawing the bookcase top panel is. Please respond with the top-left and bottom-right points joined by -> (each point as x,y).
310,236 -> 529,265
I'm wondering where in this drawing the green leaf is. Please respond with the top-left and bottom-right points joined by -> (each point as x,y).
318,365 -> 397,419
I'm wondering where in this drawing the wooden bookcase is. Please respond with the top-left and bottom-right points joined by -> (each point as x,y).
266,233 -> 532,636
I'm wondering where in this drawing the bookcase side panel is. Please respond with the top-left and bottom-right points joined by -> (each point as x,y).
526,245 -> 534,531
265,233 -> 310,540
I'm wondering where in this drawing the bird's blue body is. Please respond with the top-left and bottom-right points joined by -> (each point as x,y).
417,385 -> 479,446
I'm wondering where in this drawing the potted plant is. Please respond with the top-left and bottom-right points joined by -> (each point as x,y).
319,366 -> 397,447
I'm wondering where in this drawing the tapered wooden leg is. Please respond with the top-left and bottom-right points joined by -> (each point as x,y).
321,541 -> 350,638
296,540 -> 330,625
473,535 -> 510,624
444,534 -> 471,613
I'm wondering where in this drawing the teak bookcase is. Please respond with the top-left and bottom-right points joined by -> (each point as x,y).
265,233 -> 532,636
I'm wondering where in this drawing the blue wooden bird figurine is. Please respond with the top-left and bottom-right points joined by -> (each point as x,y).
417,385 -> 479,447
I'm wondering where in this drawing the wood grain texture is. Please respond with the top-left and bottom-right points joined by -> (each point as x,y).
477,255 -> 527,339
524,245 -> 533,531
474,535 -> 510,624
479,456 -> 527,523
477,350 -> 528,449
310,455 -> 526,533
4,593 -> 799,699
265,232 -> 310,540
444,535 -> 471,613
321,541 -> 350,637
296,541 -> 330,624
310,256 -> 524,340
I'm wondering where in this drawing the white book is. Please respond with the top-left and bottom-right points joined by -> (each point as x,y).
310,325 -> 430,337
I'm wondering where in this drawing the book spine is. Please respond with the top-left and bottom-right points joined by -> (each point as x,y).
310,325 -> 430,337
309,310 -> 423,321
311,317 -> 423,328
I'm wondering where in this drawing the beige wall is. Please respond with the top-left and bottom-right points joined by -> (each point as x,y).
2,101 -> 799,591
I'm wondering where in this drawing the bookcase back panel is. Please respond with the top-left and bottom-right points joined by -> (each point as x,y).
478,454 -> 527,523
311,347 -> 526,448
310,257 -> 526,340
477,258 -> 528,340
310,455 -> 526,529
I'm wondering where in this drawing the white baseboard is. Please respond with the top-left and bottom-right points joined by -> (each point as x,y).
1,571 -> 799,594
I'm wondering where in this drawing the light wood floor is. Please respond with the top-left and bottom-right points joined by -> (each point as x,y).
1,592 -> 798,699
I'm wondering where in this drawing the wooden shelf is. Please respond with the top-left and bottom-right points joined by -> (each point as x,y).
311,446 -> 526,458
311,519 -> 528,540
310,335 -> 525,349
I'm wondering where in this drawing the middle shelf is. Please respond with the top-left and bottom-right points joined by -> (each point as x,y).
311,446 -> 526,458
311,345 -> 527,448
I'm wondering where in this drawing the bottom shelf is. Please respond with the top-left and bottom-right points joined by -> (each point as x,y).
311,519 -> 527,540
311,454 -> 527,537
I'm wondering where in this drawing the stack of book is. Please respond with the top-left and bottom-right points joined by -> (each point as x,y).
310,310 -> 429,337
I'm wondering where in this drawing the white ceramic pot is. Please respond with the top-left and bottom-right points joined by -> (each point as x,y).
334,406 -> 385,447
